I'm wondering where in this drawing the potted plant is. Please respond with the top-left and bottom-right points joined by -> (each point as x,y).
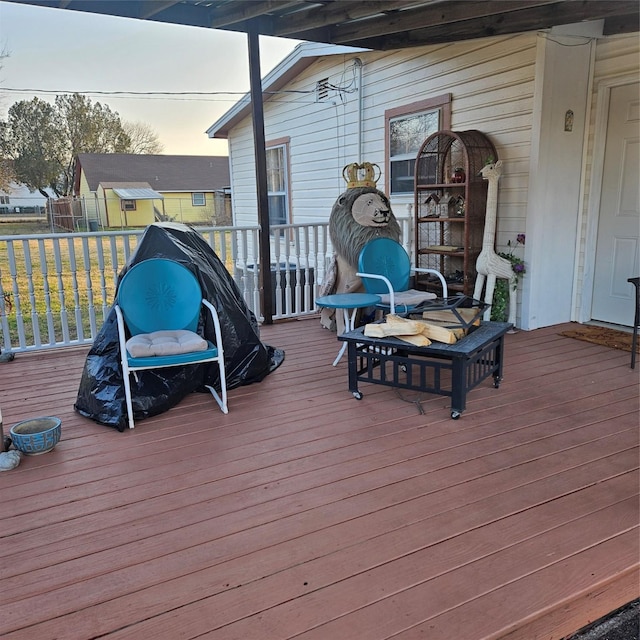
491,234 -> 526,322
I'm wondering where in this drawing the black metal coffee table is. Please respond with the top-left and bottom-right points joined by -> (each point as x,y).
338,321 -> 512,418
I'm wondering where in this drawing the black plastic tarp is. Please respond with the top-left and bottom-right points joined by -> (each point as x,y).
74,222 -> 284,431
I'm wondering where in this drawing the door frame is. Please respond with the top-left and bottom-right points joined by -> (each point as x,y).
579,72 -> 639,323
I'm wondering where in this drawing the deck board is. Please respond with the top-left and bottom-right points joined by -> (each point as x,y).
0,318 -> 637,639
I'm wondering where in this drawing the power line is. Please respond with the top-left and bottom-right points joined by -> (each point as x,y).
0,87 -> 314,98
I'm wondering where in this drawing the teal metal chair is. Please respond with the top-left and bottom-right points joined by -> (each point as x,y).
356,237 -> 448,314
114,258 -> 228,429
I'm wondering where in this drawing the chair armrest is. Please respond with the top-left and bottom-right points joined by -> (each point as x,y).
356,271 -> 395,314
114,304 -> 130,361
202,299 -> 225,362
413,268 -> 448,298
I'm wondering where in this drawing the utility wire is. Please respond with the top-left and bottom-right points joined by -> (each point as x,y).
0,87 -> 314,96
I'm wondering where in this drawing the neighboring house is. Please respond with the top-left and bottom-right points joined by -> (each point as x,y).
73,154 -> 231,228
207,29 -> 639,332
0,182 -> 54,215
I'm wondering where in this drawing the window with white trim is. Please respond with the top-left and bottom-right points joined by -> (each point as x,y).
386,95 -> 451,195
192,192 -> 206,206
266,144 -> 289,229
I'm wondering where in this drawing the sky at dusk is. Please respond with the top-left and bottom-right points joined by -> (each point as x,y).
0,1 -> 302,156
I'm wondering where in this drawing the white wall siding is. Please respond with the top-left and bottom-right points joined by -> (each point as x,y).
358,35 -> 537,250
229,33 -> 538,257
521,32 -> 596,330
222,29 -> 640,329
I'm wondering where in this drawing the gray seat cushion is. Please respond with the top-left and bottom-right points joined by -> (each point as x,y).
126,330 -> 208,358
379,289 -> 437,306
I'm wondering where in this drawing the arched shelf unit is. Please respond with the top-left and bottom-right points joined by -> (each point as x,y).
414,129 -> 497,296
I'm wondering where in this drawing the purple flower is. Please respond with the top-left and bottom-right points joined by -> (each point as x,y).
513,263 -> 525,273
516,233 -> 526,245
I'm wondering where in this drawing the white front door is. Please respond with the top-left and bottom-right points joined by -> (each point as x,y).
591,82 -> 640,326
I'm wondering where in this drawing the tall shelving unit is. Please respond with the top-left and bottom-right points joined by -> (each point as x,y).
414,129 -> 497,296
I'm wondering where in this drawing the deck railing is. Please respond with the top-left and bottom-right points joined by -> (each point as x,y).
0,218 -> 412,354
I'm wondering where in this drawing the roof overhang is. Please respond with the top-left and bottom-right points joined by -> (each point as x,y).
3,1 -> 638,50
112,188 -> 164,200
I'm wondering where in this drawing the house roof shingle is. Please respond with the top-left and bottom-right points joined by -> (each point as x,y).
75,154 -> 230,194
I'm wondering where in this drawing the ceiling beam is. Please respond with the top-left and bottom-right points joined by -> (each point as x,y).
347,0 -> 639,49
208,0 -> 301,28
315,0 -> 560,43
268,0 -> 432,36
603,12 -> 640,35
139,1 -> 180,20
3,0 -> 638,50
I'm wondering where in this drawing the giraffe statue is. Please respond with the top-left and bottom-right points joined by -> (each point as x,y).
473,160 -> 517,325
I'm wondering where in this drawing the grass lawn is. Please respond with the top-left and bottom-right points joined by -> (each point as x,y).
1,224 -> 129,347
1,221 -> 237,349
0,220 -> 53,235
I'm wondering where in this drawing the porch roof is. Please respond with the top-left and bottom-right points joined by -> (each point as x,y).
3,1 -> 639,49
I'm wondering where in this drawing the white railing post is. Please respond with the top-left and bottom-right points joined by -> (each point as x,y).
81,236 -> 98,338
37,238 -> 55,346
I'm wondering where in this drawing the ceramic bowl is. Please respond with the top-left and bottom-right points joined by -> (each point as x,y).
10,416 -> 61,455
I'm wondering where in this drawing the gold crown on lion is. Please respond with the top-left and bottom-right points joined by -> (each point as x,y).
342,162 -> 381,189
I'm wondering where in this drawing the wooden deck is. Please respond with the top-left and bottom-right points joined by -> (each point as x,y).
0,318 -> 638,639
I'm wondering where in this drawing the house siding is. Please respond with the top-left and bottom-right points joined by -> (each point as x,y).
73,154 -> 231,229
162,191 -> 219,225
225,30 -> 638,328
97,185 -> 156,228
229,33 -> 537,254
77,180 -> 224,228
77,173 -> 94,218
0,183 -> 52,213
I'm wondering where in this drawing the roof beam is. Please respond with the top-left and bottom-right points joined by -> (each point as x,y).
3,0 -> 638,49
318,0 -> 560,43
348,0 -> 640,49
208,0 -> 301,28
268,0 -> 432,36
139,1 -> 180,20
603,12 -> 640,35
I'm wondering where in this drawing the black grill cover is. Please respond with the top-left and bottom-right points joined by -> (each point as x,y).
74,222 -> 284,431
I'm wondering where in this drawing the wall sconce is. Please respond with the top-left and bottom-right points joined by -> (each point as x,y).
564,110 -> 574,132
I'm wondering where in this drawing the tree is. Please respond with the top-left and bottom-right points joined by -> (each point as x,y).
123,121 -> 164,154
1,93 -> 162,196
1,98 -> 65,197
0,156 -> 15,193
0,118 -> 16,192
56,93 -> 131,193
0,46 -> 16,192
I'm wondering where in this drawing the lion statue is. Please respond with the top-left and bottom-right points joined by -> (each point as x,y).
320,185 -> 401,331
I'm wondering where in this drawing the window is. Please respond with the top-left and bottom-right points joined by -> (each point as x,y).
386,95 -> 451,195
0,196 -> 9,205
121,199 -> 136,211
192,193 -> 206,206
266,142 -> 289,229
